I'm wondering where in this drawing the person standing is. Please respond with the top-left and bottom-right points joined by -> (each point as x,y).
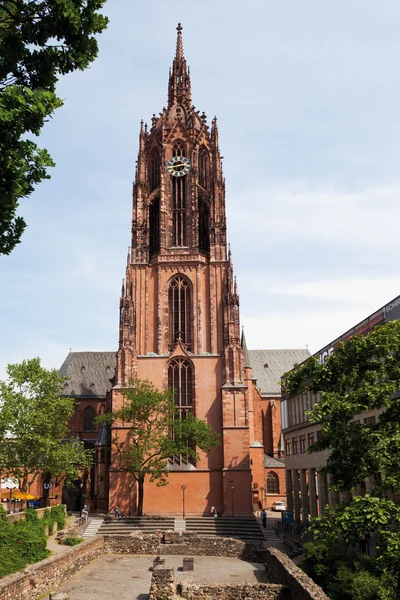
82,503 -> 89,520
261,508 -> 267,529
114,506 -> 120,518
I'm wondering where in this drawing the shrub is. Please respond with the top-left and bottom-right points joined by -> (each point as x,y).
0,506 -> 49,578
63,536 -> 83,546
50,505 -> 66,530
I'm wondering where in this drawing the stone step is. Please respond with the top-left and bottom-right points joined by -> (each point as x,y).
82,517 -> 104,537
174,518 -> 186,532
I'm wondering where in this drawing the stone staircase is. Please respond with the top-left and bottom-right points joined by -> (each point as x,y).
82,517 -> 104,537
185,516 -> 265,542
97,516 -> 175,535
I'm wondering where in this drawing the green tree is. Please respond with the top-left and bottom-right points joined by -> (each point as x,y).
0,358 -> 93,491
0,0 -> 108,255
285,320 -> 400,599
99,379 -> 219,516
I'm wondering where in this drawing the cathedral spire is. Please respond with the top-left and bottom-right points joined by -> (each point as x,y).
168,23 -> 191,109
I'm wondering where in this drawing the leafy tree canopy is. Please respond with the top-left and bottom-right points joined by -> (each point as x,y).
0,357 -> 92,491
285,320 -> 400,493
285,320 -> 400,599
98,379 -> 220,516
0,0 -> 108,255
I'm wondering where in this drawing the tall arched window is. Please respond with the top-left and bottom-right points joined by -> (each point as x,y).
148,151 -> 160,192
198,146 -> 209,189
83,406 -> 96,432
149,196 -> 160,257
198,195 -> 210,254
266,471 -> 280,494
168,358 -> 195,466
172,177 -> 186,246
168,275 -> 192,350
168,358 -> 193,419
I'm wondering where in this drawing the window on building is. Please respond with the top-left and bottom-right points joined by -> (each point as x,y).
307,432 -> 315,448
266,471 -> 280,494
300,435 -> 306,453
168,275 -> 192,350
285,440 -> 291,456
316,430 -> 321,441
148,151 -> 160,192
364,416 -> 376,425
198,195 -> 210,254
292,438 -> 299,455
149,196 -> 160,257
198,146 -> 209,189
168,358 -> 195,466
83,406 -> 96,432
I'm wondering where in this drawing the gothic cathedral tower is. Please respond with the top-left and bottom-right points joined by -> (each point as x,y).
109,25 -> 253,516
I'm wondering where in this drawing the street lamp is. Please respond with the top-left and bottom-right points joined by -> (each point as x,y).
181,485 -> 186,520
128,483 -> 133,517
231,486 -> 235,517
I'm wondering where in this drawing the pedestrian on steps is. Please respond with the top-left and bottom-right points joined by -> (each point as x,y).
261,508 -> 267,529
82,504 -> 89,520
114,506 -> 121,518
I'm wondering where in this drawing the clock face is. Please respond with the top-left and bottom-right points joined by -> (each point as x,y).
166,156 -> 191,177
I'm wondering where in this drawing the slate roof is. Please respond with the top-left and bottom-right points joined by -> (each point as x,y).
59,351 -> 117,397
248,349 -> 310,396
264,455 -> 285,468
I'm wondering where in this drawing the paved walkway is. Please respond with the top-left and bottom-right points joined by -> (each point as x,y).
52,554 -> 269,600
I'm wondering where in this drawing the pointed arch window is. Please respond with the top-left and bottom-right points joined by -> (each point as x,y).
83,406 -> 96,432
173,140 -> 186,157
198,146 -> 209,189
168,275 -> 192,350
148,151 -> 160,192
168,358 -> 195,467
266,471 -> 280,494
198,195 -> 210,254
149,196 -> 160,257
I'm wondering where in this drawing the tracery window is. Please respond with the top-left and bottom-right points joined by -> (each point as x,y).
198,195 -> 210,254
266,471 -> 280,494
83,406 -> 96,432
149,196 -> 160,257
198,146 -> 209,189
173,140 -> 185,157
168,358 -> 195,466
148,151 -> 160,192
168,275 -> 192,350
172,176 -> 186,246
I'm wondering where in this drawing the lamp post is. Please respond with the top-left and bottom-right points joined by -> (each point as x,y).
231,486 -> 235,517
128,483 -> 133,517
259,486 -> 264,509
181,485 -> 186,520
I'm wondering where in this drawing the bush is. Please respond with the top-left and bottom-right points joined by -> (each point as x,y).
0,506 -> 49,578
50,505 -> 66,530
63,536 -> 82,546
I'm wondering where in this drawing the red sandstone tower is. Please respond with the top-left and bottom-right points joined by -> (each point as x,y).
109,24 -> 253,516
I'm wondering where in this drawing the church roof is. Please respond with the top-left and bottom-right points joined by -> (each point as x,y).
248,349 -> 311,396
59,351 -> 116,398
264,455 -> 286,468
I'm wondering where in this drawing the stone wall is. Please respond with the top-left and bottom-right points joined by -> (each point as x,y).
0,537 -> 104,600
104,531 -> 267,562
178,582 -> 286,599
148,566 -> 286,600
264,547 -> 330,600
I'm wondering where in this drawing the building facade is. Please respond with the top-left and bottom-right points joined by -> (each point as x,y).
56,25 -> 309,516
282,293 -> 400,524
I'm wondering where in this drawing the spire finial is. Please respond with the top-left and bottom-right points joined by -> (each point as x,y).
168,23 -> 191,108
176,23 -> 183,61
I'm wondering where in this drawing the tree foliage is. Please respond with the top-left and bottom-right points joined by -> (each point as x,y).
0,358 -> 93,491
285,320 -> 400,493
284,320 -> 400,599
0,0 -> 108,255
99,379 -> 220,516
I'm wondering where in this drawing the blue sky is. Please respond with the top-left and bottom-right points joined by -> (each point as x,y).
2,0 -> 400,377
